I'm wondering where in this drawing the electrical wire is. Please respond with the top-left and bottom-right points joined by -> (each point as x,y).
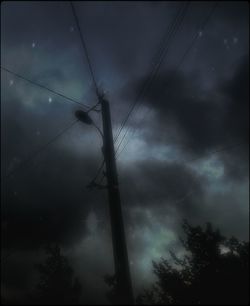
1,66 -> 89,109
70,1 -> 99,97
3,2 -> 103,181
114,2 -> 190,155
92,2 -> 191,185
116,1 -> 218,159
86,1 -> 220,185
5,119 -> 79,180
91,159 -> 106,185
113,2 -> 190,146
91,2 -> 190,185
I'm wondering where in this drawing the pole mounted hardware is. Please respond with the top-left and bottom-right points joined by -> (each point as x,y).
86,180 -> 107,190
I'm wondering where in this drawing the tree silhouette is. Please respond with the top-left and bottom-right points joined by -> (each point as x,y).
137,221 -> 249,305
104,273 -> 120,304
33,244 -> 81,305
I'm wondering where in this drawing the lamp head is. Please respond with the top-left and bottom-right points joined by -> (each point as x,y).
75,110 -> 93,125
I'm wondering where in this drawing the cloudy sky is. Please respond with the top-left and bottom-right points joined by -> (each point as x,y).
1,1 -> 249,304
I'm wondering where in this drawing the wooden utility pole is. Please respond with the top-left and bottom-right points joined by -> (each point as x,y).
101,96 -> 134,305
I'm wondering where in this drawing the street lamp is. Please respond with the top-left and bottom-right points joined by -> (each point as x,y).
75,110 -> 93,125
75,109 -> 103,138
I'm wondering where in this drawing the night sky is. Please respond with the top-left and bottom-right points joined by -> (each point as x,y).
1,1 -> 249,304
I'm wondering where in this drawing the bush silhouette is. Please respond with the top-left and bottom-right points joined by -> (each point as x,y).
137,221 -> 249,305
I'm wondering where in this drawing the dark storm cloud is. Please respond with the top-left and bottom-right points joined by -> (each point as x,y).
120,160 -> 205,217
3,151 -> 102,250
123,69 -> 223,151
121,54 -> 249,178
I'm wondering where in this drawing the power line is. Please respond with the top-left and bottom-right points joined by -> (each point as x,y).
175,1 -> 219,71
91,2 -> 190,185
5,119 -> 79,180
91,2 -> 219,184
116,2 -> 218,158
90,159 -> 106,185
70,1 -> 104,186
116,1 -> 218,158
115,1 -> 190,156
3,1 -> 101,182
70,1 -> 99,97
113,2 -> 189,146
1,66 -> 89,109
90,2 -> 189,185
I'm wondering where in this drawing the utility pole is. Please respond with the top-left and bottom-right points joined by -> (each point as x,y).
70,3 -> 133,302
76,96 -> 134,304
100,96 -> 134,305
